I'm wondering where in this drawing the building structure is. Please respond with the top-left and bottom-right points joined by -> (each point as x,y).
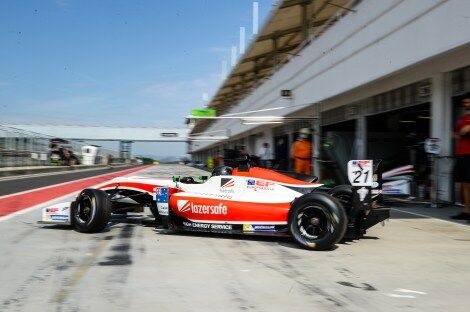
189,0 -> 470,202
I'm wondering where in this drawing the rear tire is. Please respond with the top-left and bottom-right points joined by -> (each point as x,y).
289,192 -> 347,250
72,189 -> 111,233
328,185 -> 353,215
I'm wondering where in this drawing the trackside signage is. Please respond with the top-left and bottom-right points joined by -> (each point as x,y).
190,108 -> 216,117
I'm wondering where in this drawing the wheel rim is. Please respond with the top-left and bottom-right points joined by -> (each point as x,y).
76,195 -> 95,224
296,205 -> 333,240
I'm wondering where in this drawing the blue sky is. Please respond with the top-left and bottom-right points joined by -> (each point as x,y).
0,0 -> 274,157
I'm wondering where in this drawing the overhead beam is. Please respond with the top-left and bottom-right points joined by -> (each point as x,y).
279,0 -> 311,9
6,124 -> 190,142
242,43 -> 299,63
256,18 -> 331,42
256,26 -> 301,42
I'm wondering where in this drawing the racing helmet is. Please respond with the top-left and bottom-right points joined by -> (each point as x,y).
211,166 -> 233,177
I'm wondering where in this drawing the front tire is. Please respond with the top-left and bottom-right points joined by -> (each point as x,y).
289,192 -> 347,250
72,189 -> 111,233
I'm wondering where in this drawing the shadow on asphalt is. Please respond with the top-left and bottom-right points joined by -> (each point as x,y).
154,227 -> 302,249
38,214 -> 143,232
39,214 -> 390,251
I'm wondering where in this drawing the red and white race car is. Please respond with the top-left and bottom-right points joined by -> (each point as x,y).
40,159 -> 389,250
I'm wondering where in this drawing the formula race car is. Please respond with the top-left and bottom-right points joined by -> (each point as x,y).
39,159 -> 390,250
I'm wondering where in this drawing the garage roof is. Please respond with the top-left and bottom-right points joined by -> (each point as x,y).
191,0 -> 360,135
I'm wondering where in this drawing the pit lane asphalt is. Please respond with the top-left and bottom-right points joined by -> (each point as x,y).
0,165 -> 138,197
0,164 -> 469,312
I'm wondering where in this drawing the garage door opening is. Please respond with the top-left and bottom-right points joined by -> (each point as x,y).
367,103 -> 430,196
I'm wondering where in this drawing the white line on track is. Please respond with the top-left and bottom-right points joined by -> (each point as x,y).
384,293 -> 416,299
391,208 -> 470,228
395,289 -> 427,295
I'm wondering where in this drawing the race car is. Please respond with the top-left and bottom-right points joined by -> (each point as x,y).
39,159 -> 389,250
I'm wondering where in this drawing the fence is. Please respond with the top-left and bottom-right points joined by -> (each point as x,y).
0,124 -> 119,167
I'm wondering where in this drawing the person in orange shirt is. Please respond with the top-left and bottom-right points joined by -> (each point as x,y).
291,128 -> 312,175
451,96 -> 470,220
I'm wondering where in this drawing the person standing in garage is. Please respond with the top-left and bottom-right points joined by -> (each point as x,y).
291,128 -> 312,175
258,142 -> 272,168
451,96 -> 470,220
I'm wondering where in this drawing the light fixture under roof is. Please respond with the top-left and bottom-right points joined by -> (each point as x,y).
241,121 -> 283,125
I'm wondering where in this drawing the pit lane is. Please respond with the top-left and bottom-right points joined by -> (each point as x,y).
0,164 -> 469,311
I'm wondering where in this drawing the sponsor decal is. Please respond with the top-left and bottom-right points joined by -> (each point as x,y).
246,179 -> 274,191
177,200 -> 191,212
253,225 -> 276,231
156,187 -> 170,216
193,193 -> 233,200
220,178 -> 235,193
352,160 -> 370,167
46,208 -> 59,213
243,224 -> 276,232
177,200 -> 228,215
243,224 -> 254,232
155,187 -> 169,203
51,214 -> 69,221
220,178 -> 235,188
256,180 -> 273,187
157,203 -> 169,216
183,221 -> 232,231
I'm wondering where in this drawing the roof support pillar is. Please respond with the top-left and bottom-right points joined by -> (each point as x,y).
272,35 -> 279,71
253,59 -> 259,88
240,74 -> 246,94
301,2 -> 308,41
312,102 -> 322,178
430,72 -> 453,202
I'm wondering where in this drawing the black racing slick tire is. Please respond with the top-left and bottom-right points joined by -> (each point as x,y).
328,185 -> 353,215
72,189 -> 111,233
289,192 -> 347,250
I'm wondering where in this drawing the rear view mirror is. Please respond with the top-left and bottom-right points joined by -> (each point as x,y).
197,175 -> 208,181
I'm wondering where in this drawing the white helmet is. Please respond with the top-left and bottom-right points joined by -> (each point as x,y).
299,128 -> 310,138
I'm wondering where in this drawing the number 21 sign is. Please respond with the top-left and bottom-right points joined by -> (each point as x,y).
347,160 -> 373,186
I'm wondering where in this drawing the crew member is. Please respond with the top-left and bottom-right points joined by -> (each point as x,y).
214,150 -> 223,167
451,96 -> 470,220
258,142 -> 271,168
291,128 -> 312,175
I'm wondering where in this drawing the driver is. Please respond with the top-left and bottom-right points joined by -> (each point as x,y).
211,166 -> 233,176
